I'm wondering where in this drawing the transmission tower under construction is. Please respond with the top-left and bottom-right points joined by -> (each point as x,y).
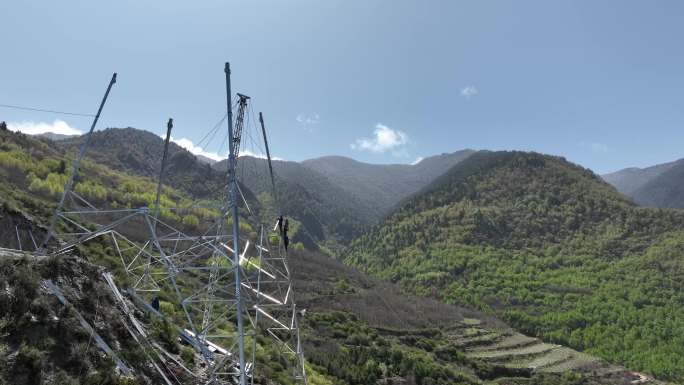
36,62 -> 308,385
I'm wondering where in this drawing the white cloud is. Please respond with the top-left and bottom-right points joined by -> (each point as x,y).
241,149 -> 284,161
579,141 -> 610,153
169,137 -> 223,161
296,113 -> 320,126
8,120 -> 82,136
167,136 -> 283,161
411,156 -> 424,165
351,123 -> 409,154
461,86 -> 479,100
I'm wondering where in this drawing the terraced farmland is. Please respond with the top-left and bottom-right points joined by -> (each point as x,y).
443,322 -> 662,384
293,251 -> 661,385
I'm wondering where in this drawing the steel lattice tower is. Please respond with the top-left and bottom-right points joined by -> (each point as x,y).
42,64 -> 307,385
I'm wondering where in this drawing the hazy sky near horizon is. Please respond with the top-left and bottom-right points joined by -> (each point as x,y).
2,1 -> 684,173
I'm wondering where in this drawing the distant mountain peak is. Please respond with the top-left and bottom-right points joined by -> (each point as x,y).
602,158 -> 682,203
34,132 -> 79,141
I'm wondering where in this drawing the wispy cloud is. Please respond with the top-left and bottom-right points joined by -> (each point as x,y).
296,113 -> 320,131
296,113 -> 320,125
8,120 -> 82,136
579,141 -> 610,153
461,85 -> 479,100
351,123 -> 409,154
411,156 -> 424,165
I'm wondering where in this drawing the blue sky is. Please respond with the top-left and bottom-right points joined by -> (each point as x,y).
2,1 -> 684,173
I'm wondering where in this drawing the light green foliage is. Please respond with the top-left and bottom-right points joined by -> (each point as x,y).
239,221 -> 253,234
304,363 -> 334,385
28,172 -> 67,198
333,278 -> 355,294
0,129 -> 221,233
75,180 -> 108,201
159,301 -> 176,316
304,311 -> 473,385
180,346 -> 195,366
182,214 -> 199,228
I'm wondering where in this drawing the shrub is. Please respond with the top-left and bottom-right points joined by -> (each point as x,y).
13,344 -> 43,383
180,345 -> 195,366
182,214 -> 199,228
28,172 -> 67,198
54,371 -> 79,385
151,318 -> 179,354
159,301 -> 176,317
75,180 -> 107,202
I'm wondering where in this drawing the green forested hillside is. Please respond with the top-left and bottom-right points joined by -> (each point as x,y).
0,127 -> 237,251
2,247 -> 639,385
229,156 -> 379,247
291,249 -> 645,385
58,128 -> 476,250
2,128 -> 641,385
62,128 -> 377,248
346,151 -> 684,381
301,151 -> 475,216
59,127 -> 226,199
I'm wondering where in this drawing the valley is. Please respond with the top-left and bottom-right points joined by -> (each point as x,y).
4,2 -> 684,385
0,126 -> 682,384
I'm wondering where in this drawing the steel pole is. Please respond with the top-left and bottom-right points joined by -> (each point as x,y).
225,62 -> 246,385
259,112 -> 280,214
42,73 -> 117,251
153,118 -> 173,231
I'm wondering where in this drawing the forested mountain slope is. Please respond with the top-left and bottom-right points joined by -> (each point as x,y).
602,158 -> 684,209
291,249 -> 656,385
59,128 -> 376,247
0,246 -> 655,384
0,127 -> 238,251
59,127 -> 225,199
215,156 -> 379,247
347,151 -> 684,381
302,150 -> 475,215
57,128 -> 474,247
0,126 -> 667,384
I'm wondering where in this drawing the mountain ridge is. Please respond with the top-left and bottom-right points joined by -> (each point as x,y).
302,149 -> 476,216
346,150 -> 684,381
0,128 -> 648,385
602,160 -> 678,196
53,127 -> 475,247
602,158 -> 684,208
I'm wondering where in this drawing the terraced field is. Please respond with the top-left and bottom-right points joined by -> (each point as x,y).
286,251 -> 663,385
443,321 -> 662,384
